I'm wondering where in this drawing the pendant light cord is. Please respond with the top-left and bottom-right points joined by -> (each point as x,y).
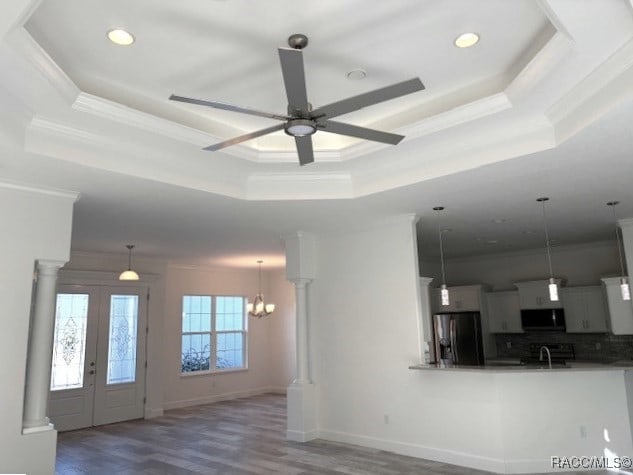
127,244 -> 134,270
540,200 -> 554,279
611,204 -> 627,278
257,260 -> 263,295
436,209 -> 447,286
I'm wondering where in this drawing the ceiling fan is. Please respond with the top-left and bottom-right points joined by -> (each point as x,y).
169,34 -> 425,166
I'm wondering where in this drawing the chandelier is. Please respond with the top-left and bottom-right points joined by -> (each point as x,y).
247,260 -> 275,318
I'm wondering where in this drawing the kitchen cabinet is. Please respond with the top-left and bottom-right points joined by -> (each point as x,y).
514,280 -> 564,309
601,277 -> 633,334
486,291 -> 523,333
430,284 -> 496,358
432,285 -> 481,312
562,286 -> 609,333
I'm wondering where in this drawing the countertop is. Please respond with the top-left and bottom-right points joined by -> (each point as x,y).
409,361 -> 633,373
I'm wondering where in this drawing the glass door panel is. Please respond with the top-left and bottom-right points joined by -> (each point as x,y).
51,293 -> 90,391
106,295 -> 139,385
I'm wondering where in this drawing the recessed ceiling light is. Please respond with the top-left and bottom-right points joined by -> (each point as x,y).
346,69 -> 367,80
107,29 -> 135,46
491,218 -> 507,224
454,32 -> 479,48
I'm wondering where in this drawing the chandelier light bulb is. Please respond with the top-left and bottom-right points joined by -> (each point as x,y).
248,260 -> 275,318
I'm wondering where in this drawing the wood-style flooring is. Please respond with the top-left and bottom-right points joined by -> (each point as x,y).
56,393 -> 610,475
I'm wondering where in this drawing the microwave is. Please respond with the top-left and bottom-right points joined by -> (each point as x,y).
521,308 -> 566,331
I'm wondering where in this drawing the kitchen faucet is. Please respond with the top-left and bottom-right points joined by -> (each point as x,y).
539,346 -> 552,369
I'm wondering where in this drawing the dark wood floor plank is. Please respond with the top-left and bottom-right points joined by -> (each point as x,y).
55,394 -> 612,475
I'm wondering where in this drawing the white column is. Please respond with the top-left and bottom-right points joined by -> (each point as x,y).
283,232 -> 317,442
23,259 -> 64,432
293,278 -> 311,384
419,276 -> 434,362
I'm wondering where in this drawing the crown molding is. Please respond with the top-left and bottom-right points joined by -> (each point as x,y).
504,31 -> 573,102
546,35 -> 633,143
0,177 -> 79,201
536,0 -> 572,39
5,27 -> 78,104
73,92 -> 225,148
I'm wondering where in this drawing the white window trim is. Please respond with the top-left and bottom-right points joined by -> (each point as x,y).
180,294 -> 248,375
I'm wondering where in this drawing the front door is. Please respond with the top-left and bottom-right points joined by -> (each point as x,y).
49,285 -> 147,431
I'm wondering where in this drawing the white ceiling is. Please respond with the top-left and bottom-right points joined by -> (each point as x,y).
1,0 -> 633,267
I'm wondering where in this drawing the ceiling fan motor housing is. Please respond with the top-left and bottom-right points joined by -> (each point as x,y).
285,118 -> 317,137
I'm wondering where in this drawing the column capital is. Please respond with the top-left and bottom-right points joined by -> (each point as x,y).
290,278 -> 312,287
36,259 -> 66,272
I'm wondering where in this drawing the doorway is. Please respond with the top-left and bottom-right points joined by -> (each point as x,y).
48,284 -> 148,431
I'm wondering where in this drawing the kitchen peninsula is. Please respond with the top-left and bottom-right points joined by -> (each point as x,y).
408,363 -> 633,473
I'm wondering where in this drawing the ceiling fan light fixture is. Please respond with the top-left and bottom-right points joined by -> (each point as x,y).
454,32 -> 479,48
284,119 -> 317,137
107,28 -> 135,46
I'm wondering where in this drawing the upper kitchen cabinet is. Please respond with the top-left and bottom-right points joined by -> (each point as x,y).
514,280 -> 564,309
562,286 -> 609,333
601,277 -> 633,335
431,285 -> 485,313
486,291 -> 523,333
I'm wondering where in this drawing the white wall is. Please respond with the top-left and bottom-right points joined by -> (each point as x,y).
268,268 -> 296,389
0,182 -> 76,475
162,264 -> 288,408
309,216 -> 429,444
62,254 -> 296,412
308,216 -> 631,473
421,241 -> 620,290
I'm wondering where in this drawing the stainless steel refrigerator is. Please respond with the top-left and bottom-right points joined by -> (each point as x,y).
433,312 -> 484,366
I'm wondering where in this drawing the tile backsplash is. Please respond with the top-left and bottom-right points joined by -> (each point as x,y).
494,332 -> 633,361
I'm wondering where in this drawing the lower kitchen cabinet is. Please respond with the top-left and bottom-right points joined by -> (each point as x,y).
562,286 -> 609,333
486,291 -> 523,333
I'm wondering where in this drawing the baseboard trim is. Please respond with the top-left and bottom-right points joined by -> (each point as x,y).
144,407 -> 164,419
287,429 -> 318,442
267,386 -> 288,394
163,386 -> 281,411
318,429 -> 506,474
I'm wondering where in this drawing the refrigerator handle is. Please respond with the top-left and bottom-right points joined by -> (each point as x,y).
450,319 -> 458,364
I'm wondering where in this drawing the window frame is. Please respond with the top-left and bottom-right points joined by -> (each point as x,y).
180,294 -> 248,376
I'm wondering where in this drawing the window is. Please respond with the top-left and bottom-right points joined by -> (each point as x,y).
181,295 -> 247,373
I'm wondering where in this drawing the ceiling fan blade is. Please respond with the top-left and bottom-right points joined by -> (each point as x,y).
311,78 -> 424,120
169,94 -> 289,121
203,123 -> 286,151
319,120 -> 404,145
294,135 -> 314,166
278,48 -> 310,114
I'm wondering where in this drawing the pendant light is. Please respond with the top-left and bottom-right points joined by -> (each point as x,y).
434,206 -> 450,306
607,201 -> 630,301
247,260 -> 275,318
536,197 -> 558,301
119,244 -> 140,281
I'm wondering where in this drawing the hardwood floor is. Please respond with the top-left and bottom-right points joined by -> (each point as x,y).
56,394 -> 609,475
